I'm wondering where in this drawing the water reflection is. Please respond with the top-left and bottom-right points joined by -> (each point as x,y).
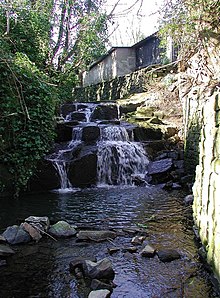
0,186 -> 217,297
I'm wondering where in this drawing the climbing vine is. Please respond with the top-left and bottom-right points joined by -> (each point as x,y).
0,52 -> 58,195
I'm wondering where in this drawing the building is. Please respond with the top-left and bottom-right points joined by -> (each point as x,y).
82,33 -> 175,87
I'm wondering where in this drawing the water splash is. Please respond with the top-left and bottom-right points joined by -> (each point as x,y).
97,126 -> 149,186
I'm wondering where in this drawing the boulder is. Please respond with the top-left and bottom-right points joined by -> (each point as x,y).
140,244 -> 156,257
91,279 -> 114,291
88,290 -> 111,298
48,221 -> 77,238
83,258 -> 115,280
82,125 -> 100,143
55,123 -> 73,142
77,230 -> 117,242
91,104 -> 119,121
133,127 -> 163,141
68,153 -> 97,187
3,225 -> 31,245
60,104 -> 76,118
21,222 -> 42,242
148,158 -> 173,175
70,112 -> 87,122
25,216 -> 50,232
28,160 -> 60,192
157,249 -> 181,262
0,244 -> 15,257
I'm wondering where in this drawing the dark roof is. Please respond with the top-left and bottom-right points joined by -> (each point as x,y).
88,31 -> 159,70
132,32 -> 159,48
89,46 -> 131,70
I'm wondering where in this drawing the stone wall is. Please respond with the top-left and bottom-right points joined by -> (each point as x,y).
74,64 -> 175,102
182,43 -> 220,281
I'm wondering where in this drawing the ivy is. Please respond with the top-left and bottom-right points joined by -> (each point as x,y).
0,53 -> 58,195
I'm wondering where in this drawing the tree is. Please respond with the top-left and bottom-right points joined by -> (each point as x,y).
49,0 -> 108,73
158,0 -> 220,61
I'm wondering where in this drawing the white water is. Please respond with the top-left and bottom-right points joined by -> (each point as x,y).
97,126 -> 149,186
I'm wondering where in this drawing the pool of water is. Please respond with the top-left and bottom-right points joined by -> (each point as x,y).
0,186 -> 218,297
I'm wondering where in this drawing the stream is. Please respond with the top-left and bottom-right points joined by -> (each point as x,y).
0,186 -> 218,298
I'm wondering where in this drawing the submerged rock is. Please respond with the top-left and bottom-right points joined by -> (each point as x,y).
88,289 -> 111,298
157,249 -> 181,262
0,244 -> 15,257
2,225 -> 31,245
77,230 -> 116,242
48,221 -> 77,238
83,258 -> 115,280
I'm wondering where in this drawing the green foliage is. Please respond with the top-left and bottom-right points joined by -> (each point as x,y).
159,0 -> 220,60
0,52 -> 58,194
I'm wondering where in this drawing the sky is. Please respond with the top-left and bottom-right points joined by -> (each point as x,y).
104,0 -> 165,47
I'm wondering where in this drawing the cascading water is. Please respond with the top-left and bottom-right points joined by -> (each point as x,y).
97,126 -> 149,186
48,102 -> 149,190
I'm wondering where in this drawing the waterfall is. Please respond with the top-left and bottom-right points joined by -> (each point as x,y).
53,161 -> 72,189
97,126 -> 149,186
48,102 -> 149,190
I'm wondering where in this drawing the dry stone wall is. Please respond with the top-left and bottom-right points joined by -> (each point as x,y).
73,64 -> 175,102
181,44 -> 220,281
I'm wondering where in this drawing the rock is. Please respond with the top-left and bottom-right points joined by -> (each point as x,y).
91,279 -> 114,291
69,257 -> 97,273
131,236 -> 146,245
70,111 -> 87,122
0,259 -> 7,266
122,246 -> 138,253
68,153 -> 97,187
164,127 -> 178,139
157,249 -> 181,262
140,244 -> 156,257
0,235 -> 6,243
0,244 -> 15,257
28,160 -> 60,191
48,221 -> 77,238
82,125 -> 100,143
133,127 -> 163,141
55,123 -> 73,142
184,194 -> 194,205
88,289 -> 111,298
83,258 -> 115,280
21,222 -> 42,242
25,216 -> 50,232
60,104 -> 76,118
148,158 -> 173,175
149,117 -> 164,125
131,174 -> 147,186
108,247 -> 120,255
3,225 -> 31,245
91,104 -> 119,121
77,230 -> 117,242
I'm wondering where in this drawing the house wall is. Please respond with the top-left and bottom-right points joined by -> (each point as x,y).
83,48 -> 136,87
